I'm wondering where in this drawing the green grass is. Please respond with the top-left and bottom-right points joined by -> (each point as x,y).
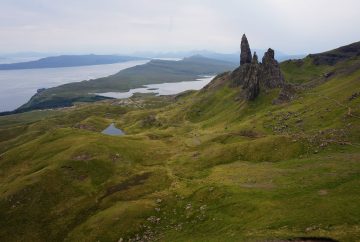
280,57 -> 333,84
0,56 -> 359,241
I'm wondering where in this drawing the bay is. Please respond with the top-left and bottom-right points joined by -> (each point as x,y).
96,76 -> 215,99
0,60 -> 148,112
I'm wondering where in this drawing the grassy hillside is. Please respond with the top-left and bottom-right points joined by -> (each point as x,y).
0,52 -> 359,241
14,56 -> 236,114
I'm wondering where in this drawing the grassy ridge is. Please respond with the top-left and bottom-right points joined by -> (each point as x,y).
0,56 -> 359,241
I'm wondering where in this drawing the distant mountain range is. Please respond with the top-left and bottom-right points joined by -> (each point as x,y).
0,50 -> 305,70
0,54 -> 145,70
0,52 -> 50,64
133,49 -> 305,63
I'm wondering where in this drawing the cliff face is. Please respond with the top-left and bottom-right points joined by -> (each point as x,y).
232,35 -> 285,100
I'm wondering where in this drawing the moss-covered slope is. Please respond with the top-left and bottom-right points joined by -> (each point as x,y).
0,49 -> 359,241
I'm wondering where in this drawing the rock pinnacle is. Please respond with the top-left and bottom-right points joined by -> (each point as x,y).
240,34 -> 252,65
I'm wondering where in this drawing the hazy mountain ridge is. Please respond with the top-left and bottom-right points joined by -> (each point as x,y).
0,54 -> 145,70
134,49 -> 305,63
0,49 -> 304,69
308,41 -> 360,65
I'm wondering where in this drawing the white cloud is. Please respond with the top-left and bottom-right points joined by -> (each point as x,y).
0,0 -> 359,54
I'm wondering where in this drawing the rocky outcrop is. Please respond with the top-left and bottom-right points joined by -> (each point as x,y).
272,83 -> 297,104
261,48 -> 285,88
233,35 -> 285,100
240,34 -> 252,65
242,52 -> 260,100
309,41 -> 360,65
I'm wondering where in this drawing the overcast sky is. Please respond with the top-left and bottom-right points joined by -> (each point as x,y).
1,0 -> 360,55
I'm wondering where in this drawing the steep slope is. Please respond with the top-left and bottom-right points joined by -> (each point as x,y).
0,41 -> 359,241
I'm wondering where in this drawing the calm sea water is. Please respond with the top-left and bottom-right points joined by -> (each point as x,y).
96,76 -> 215,99
0,60 -> 148,112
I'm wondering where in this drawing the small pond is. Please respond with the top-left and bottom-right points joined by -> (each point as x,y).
101,123 -> 125,136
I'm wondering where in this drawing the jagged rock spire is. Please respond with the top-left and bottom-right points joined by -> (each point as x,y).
232,40 -> 286,100
240,34 -> 252,65
262,48 -> 275,62
261,48 -> 285,88
252,52 -> 258,64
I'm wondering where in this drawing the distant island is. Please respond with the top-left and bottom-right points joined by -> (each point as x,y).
0,54 -> 145,70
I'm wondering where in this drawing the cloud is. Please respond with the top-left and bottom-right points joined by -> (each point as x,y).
0,0 -> 359,54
